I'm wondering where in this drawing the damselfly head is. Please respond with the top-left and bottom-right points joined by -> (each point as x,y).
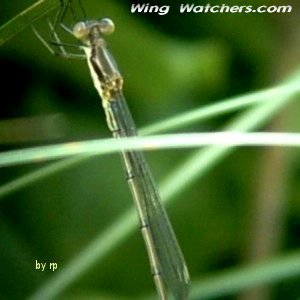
73,18 -> 115,43
72,21 -> 89,41
97,18 -> 115,35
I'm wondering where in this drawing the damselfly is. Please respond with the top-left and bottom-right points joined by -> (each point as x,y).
33,2 -> 190,299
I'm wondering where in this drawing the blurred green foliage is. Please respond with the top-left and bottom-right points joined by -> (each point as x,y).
0,0 -> 300,299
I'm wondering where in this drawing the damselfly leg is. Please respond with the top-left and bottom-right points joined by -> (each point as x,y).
31,0 -> 86,59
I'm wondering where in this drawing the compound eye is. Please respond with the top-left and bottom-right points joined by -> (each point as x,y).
99,18 -> 115,35
73,21 -> 87,40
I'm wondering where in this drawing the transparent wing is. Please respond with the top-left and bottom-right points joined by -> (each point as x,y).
110,93 -> 190,299
140,153 -> 190,299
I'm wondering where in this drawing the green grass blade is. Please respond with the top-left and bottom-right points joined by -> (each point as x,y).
1,76 -> 299,199
1,77 -> 300,167
0,0 -> 60,46
161,90 -> 298,200
190,251 -> 300,299
141,81 -> 300,135
0,155 -> 92,200
2,132 -> 300,168
1,131 -> 300,200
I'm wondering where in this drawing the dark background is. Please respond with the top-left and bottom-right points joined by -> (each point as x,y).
0,0 -> 300,299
